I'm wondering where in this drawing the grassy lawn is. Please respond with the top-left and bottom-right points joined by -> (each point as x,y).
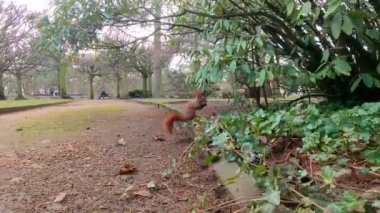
11,103 -> 126,148
0,99 -> 71,109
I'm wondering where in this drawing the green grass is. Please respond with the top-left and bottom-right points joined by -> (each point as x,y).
0,99 -> 70,109
12,103 -> 126,147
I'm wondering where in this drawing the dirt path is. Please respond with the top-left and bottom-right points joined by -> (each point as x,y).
0,100 -> 236,212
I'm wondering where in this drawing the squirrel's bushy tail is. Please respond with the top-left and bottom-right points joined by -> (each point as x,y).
162,113 -> 182,134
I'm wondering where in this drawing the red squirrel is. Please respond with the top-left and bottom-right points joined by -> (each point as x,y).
162,90 -> 207,134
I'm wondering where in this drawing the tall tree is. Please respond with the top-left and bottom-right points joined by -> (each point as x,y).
0,2 -> 32,99
151,0 -> 163,97
74,52 -> 103,99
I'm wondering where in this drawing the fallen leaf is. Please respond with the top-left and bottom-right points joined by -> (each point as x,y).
103,182 -> 113,187
133,190 -> 151,197
177,197 -> 189,201
125,185 -> 135,192
153,136 -> 166,142
9,177 -> 24,184
147,180 -> 156,189
182,173 -> 191,178
257,135 -> 268,143
118,163 -> 137,175
54,192 -> 67,203
117,138 -> 126,146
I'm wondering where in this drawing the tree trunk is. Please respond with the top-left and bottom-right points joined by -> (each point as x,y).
142,74 -> 148,97
248,86 -> 262,108
148,73 -> 152,97
116,75 -> 121,99
89,76 -> 94,99
0,73 -> 5,100
15,72 -> 24,99
59,59 -> 68,98
152,0 -> 162,97
57,68 -> 60,93
262,85 -> 268,107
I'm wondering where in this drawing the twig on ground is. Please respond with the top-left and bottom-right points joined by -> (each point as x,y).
288,187 -> 330,212
204,197 -> 262,212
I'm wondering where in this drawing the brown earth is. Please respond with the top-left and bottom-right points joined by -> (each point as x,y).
0,100 -> 239,213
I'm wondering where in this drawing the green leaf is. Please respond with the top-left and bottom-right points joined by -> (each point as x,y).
362,150 -> 380,165
254,164 -> 266,176
331,12 -> 342,39
211,132 -> 229,147
312,7 -> 321,24
321,49 -> 330,62
258,69 -> 266,86
327,203 -> 346,213
350,76 -> 361,92
319,166 -> 336,186
362,73 -> 374,88
332,58 -> 351,76
374,78 -> 380,88
241,40 -> 247,50
226,44 -> 233,55
223,20 -> 230,30
263,190 -> 281,206
301,1 -> 312,15
358,167 -> 369,174
241,63 -> 251,73
224,173 -> 240,185
286,1 -> 295,16
255,37 -> 264,47
230,60 -> 237,72
324,0 -> 341,18
214,53 -> 220,65
377,63 -> 380,74
342,191 -> 365,212
372,200 -> 380,209
342,15 -> 353,35
205,154 -> 218,165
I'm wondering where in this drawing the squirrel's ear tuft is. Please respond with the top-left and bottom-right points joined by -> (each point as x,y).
194,90 -> 203,98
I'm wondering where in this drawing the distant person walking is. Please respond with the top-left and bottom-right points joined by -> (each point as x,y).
99,91 -> 109,99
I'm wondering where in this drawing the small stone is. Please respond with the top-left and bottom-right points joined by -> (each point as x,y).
47,203 -> 64,211
9,177 -> 24,184
125,185 -> 135,192
177,197 -> 188,201
147,180 -> 156,189
54,192 -> 67,203
41,140 -> 51,144
116,138 -> 126,146
133,190 -> 151,198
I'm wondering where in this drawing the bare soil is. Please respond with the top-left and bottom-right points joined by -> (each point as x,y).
0,100 -> 237,213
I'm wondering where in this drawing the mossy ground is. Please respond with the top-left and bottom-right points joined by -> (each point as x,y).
11,103 -> 126,149
0,99 -> 70,109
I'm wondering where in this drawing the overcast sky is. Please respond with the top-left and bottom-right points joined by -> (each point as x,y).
5,0 -> 50,12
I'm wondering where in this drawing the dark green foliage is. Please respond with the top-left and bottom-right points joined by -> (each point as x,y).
128,89 -> 149,98
175,0 -> 380,102
194,102 -> 380,212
